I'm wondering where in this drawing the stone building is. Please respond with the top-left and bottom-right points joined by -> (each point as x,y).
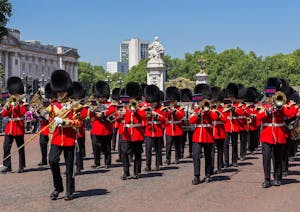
0,28 -> 79,87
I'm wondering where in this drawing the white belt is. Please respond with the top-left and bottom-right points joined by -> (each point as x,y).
213,121 -> 223,125
9,117 -> 24,121
262,123 -> 285,127
227,117 -> 240,120
125,123 -> 142,128
238,116 -> 247,119
167,121 -> 182,124
195,124 -> 212,128
148,121 -> 161,125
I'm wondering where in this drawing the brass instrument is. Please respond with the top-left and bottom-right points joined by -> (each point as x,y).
272,91 -> 287,107
128,99 -> 138,111
5,95 -> 19,107
199,99 -> 211,110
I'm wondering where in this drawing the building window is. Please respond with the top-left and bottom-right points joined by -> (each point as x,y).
15,59 -> 18,65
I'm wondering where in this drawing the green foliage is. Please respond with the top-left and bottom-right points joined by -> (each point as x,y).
0,0 -> 12,40
123,59 -> 147,84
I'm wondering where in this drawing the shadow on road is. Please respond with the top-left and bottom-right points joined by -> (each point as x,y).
223,168 -> 239,173
140,172 -> 163,178
287,170 -> 300,176
81,169 -> 110,175
212,175 -> 231,181
238,162 -> 253,166
160,166 -> 179,171
245,156 -> 259,160
24,167 -> 50,172
281,178 -> 299,185
75,188 -> 109,198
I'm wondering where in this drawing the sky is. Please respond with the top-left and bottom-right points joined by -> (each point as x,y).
8,0 -> 300,68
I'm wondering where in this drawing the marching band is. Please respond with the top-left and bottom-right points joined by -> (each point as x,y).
1,70 -> 300,200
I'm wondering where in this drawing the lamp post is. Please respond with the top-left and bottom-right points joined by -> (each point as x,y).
117,77 -> 123,88
21,72 -> 28,94
105,75 -> 112,85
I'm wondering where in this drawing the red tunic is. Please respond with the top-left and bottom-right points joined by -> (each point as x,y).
222,103 -> 244,133
190,108 -> 218,143
40,118 -> 49,136
78,107 -> 88,138
144,106 -> 166,137
121,108 -> 146,142
2,103 -> 27,136
165,105 -> 185,136
212,107 -> 226,139
47,101 -> 81,146
90,101 -> 116,136
257,104 -> 297,144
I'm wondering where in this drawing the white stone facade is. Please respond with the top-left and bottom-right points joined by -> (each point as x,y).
0,29 -> 79,87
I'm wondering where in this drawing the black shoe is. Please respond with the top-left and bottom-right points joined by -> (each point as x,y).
192,176 -> 200,185
205,177 -> 212,183
175,160 -> 180,164
283,171 -> 288,177
224,163 -> 230,168
116,158 -> 121,163
75,169 -> 81,175
273,180 -> 281,186
64,193 -> 74,201
232,163 -> 238,167
50,190 -> 63,200
143,166 -> 151,172
164,160 -> 170,165
240,156 -> 245,161
38,161 -> 47,166
289,157 -> 295,162
132,174 -> 139,179
217,169 -> 223,174
17,168 -> 24,173
91,164 -> 100,169
104,165 -> 110,169
261,180 -> 271,188
152,166 -> 160,171
121,173 -> 130,180
1,166 -> 12,174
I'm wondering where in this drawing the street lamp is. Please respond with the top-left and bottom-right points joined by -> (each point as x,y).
117,77 -> 123,88
105,75 -> 112,84
21,72 -> 28,94
39,73 -> 46,88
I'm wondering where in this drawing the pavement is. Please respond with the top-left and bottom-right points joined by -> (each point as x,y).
1,132 -> 300,212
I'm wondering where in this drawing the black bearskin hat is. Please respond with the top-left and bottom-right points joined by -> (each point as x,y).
244,87 -> 258,102
166,86 -> 180,101
159,90 -> 164,101
265,77 -> 282,91
145,84 -> 160,103
125,82 -> 142,100
44,82 -> 56,99
111,88 -> 121,101
211,86 -> 224,102
180,88 -> 192,102
93,80 -> 110,98
6,76 -> 24,95
225,83 -> 239,99
50,70 -> 73,95
194,84 -> 212,100
278,78 -> 291,97
237,84 -> 247,99
140,83 -> 148,97
70,81 -> 86,100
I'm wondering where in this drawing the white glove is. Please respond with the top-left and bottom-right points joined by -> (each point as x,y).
54,117 -> 64,125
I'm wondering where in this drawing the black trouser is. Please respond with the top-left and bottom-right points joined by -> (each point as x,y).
39,134 -> 49,164
3,135 -> 25,169
118,134 -> 122,161
91,134 -> 112,166
224,132 -> 238,165
239,130 -> 248,158
215,139 -> 225,170
49,144 -> 75,194
282,138 -> 294,173
166,135 -> 182,162
121,140 -> 143,176
262,142 -> 283,181
182,131 -> 193,157
254,128 -> 260,149
111,128 -> 118,151
248,130 -> 256,153
193,142 -> 213,177
76,137 -> 85,170
145,136 -> 163,168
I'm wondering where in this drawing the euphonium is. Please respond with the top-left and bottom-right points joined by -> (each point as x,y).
272,91 -> 287,108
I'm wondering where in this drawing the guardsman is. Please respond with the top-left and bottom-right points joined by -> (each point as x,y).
90,80 -> 116,169
190,84 -> 218,185
180,88 -> 194,158
211,86 -> 227,174
70,81 -> 87,175
37,82 -> 54,166
47,70 -> 81,200
258,77 -> 297,188
1,77 -> 27,173
223,83 -> 244,167
111,87 -> 121,153
143,85 -> 166,172
164,86 -> 185,165
120,82 -> 146,180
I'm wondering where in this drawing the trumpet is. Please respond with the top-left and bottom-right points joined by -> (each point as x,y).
128,99 -> 138,111
272,91 -> 287,108
5,95 -> 20,107
199,99 -> 211,110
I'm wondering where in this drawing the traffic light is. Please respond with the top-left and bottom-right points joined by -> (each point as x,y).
26,84 -> 32,95
32,79 -> 40,93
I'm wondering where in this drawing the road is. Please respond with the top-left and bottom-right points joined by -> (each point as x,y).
0,132 -> 300,212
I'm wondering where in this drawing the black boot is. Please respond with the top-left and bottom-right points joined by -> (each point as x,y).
1,166 -> 12,174
50,190 -> 63,200
261,180 -> 271,188
64,193 -> 74,201
192,176 -> 200,185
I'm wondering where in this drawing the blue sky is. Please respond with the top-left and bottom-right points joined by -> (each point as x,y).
8,0 -> 300,67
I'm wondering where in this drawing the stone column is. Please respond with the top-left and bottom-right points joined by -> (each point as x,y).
4,51 -> 9,84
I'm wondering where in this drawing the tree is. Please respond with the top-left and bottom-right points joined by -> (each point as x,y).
123,59 -> 148,85
0,0 -> 12,41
